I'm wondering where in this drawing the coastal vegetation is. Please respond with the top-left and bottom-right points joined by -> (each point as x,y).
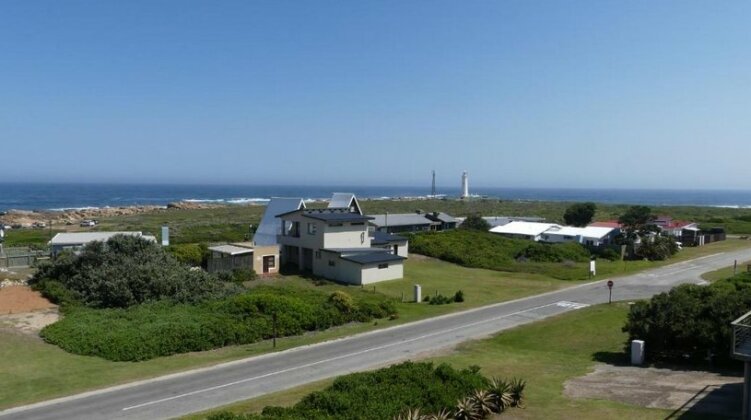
206,362 -> 524,420
563,202 -> 596,227
623,270 -> 751,368
408,229 -> 597,280
41,286 -> 396,361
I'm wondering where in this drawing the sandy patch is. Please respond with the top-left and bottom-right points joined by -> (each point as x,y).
564,363 -> 741,416
0,285 -> 57,314
0,308 -> 59,335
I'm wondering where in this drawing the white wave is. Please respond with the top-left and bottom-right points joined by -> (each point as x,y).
182,199 -> 227,203
226,198 -> 270,204
47,206 -> 112,212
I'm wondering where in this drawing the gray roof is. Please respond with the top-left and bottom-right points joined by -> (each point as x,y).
369,213 -> 435,227
339,252 -> 406,265
49,231 -> 150,246
208,244 -> 254,255
253,198 -> 306,246
371,231 -> 408,245
328,193 -> 362,214
427,212 -> 457,223
279,208 -> 373,223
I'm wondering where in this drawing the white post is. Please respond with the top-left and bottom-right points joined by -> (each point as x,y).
161,225 -> 170,247
631,340 -> 645,365
414,284 -> 422,303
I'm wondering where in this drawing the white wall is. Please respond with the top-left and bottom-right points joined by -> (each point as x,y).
361,261 -> 404,285
323,223 -> 370,248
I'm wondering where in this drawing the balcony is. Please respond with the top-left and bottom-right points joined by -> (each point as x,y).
732,310 -> 751,361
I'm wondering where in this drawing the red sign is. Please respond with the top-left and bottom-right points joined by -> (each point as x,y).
607,280 -> 614,289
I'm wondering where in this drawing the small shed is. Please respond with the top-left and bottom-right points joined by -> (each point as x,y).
207,243 -> 279,275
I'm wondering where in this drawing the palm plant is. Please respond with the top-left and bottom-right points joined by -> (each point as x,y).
487,376 -> 514,412
454,397 -> 481,420
470,389 -> 496,416
427,408 -> 452,420
510,377 -> 527,408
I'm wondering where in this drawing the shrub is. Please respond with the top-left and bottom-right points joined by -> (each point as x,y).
218,268 -> 258,284
634,236 -> 679,261
460,214 -> 491,231
329,291 -> 356,313
31,235 -> 224,308
41,286 -> 399,361
454,290 -> 465,303
166,243 -> 209,267
623,271 -> 751,367
211,362 -> 490,420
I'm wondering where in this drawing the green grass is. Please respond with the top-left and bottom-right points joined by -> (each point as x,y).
181,304 -> 677,420
702,259 -> 751,283
3,228 -> 60,248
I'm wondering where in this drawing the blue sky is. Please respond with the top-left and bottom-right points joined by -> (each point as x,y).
1,1 -> 749,189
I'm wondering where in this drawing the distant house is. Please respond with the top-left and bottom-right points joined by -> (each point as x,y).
48,231 -> 156,257
424,212 -> 458,231
541,226 -> 619,247
369,213 -> 437,233
207,242 -> 279,275
653,216 -> 699,238
489,221 -> 562,241
457,216 -> 546,229
277,196 -> 407,285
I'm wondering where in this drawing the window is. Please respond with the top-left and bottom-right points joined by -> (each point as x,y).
378,263 -> 389,269
351,222 -> 365,226
307,222 -> 317,235
328,260 -> 336,267
329,223 -> 343,227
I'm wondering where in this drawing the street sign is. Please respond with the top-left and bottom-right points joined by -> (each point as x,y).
607,280 -> 613,289
607,280 -> 614,303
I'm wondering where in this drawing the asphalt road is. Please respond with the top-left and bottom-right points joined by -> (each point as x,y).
4,248 -> 751,420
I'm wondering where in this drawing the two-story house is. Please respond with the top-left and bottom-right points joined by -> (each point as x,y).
276,207 -> 406,285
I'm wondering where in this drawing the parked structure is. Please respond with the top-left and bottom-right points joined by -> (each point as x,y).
48,231 -> 156,256
207,242 -> 279,275
277,200 -> 407,285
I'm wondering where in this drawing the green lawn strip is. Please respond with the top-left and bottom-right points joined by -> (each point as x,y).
702,259 -> 751,283
178,304 -> 674,420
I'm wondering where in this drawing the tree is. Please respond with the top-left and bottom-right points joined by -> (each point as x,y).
460,214 -> 490,231
563,202 -> 596,227
635,236 -> 679,261
618,205 -> 658,237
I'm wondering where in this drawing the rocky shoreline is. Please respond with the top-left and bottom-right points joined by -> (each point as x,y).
0,201 -> 237,228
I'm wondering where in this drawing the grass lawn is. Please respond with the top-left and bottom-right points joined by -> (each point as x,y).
702,259 -> 751,283
180,304 -> 675,420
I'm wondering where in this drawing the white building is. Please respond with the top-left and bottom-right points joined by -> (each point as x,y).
541,226 -> 618,246
489,221 -> 561,241
48,231 -> 156,256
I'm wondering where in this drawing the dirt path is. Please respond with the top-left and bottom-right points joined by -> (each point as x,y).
564,363 -> 742,417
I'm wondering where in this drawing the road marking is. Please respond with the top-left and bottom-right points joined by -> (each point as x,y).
555,301 -> 589,310
121,300 -> 581,411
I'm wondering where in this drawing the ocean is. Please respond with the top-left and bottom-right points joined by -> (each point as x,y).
1,183 -> 750,212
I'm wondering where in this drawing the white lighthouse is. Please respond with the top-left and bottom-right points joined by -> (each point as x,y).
461,171 -> 469,199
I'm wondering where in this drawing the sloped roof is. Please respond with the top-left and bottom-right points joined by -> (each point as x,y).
339,252 -> 406,265
427,212 -> 457,223
208,244 -> 254,256
371,231 -> 408,245
328,193 -> 362,214
545,226 -> 616,239
49,231 -> 149,246
588,221 -> 622,228
253,198 -> 306,246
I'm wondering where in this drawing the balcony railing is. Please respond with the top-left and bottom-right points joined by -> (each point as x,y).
732,310 -> 751,361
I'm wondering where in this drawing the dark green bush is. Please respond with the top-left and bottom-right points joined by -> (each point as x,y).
454,290 -> 465,303
623,271 -> 751,367
634,236 -> 679,261
209,362 -> 490,420
31,235 -> 223,308
40,286 -> 398,361
217,268 -> 258,284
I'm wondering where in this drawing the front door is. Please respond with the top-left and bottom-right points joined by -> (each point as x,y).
262,255 -> 275,274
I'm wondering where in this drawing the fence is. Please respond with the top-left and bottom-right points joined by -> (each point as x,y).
0,246 -> 50,268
